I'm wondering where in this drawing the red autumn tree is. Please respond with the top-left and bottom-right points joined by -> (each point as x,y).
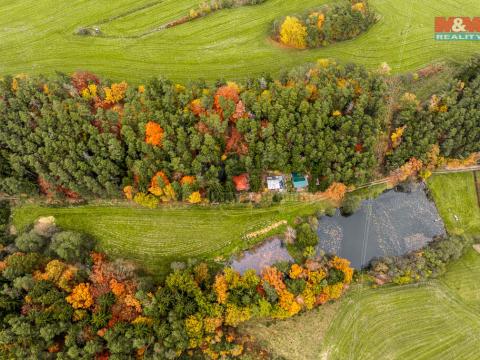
214,83 -> 240,119
225,127 -> 249,156
71,71 -> 100,92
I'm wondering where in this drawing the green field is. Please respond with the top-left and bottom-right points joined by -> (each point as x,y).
12,200 -> 328,275
428,172 -> 480,236
1,0 -> 480,82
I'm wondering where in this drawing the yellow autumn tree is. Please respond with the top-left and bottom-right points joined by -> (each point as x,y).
66,283 -> 94,309
103,81 -> 128,104
188,191 -> 202,204
279,16 -> 307,49
214,274 -> 228,304
123,185 -> 134,200
390,125 -> 406,148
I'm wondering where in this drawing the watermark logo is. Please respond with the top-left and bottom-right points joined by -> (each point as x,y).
435,17 -> 480,40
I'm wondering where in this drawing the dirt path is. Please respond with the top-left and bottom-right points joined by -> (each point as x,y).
473,171 -> 480,208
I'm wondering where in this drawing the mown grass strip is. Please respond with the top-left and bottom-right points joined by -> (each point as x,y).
1,0 -> 480,82
427,172 -> 480,235
12,200 -> 328,275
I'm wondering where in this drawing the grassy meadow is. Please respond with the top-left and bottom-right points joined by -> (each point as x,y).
12,200 -> 328,275
428,172 -> 480,236
243,247 -> 480,360
1,0 -> 480,82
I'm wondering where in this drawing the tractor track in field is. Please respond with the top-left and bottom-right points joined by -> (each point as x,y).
473,171 -> 480,208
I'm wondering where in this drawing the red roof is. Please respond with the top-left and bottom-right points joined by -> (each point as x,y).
233,173 -> 249,191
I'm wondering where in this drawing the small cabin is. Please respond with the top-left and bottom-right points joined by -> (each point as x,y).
232,173 -> 250,192
292,173 -> 308,190
266,175 -> 286,192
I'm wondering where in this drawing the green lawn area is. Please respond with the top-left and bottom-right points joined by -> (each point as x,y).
244,247 -> 480,360
427,172 -> 480,235
12,200 -> 328,275
1,0 -> 480,82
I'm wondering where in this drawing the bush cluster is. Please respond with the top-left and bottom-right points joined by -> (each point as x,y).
274,1 -> 376,49
368,235 -> 475,285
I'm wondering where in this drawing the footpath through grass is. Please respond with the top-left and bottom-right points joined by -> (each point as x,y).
1,0 -> 480,82
13,200 -> 328,275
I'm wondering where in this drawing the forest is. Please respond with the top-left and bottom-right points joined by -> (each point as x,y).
0,60 -> 387,202
1,56 -> 480,205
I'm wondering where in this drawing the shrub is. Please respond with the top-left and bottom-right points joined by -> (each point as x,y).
133,192 -> 159,209
296,222 -> 318,249
340,195 -> 362,215
15,231 -> 47,253
50,231 -> 93,263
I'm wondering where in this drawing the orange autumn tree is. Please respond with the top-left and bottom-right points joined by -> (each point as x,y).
388,157 -> 423,186
148,171 -> 170,196
214,82 -> 240,118
148,171 -> 176,202
145,121 -> 164,146
323,182 -> 348,204
180,176 -> 195,186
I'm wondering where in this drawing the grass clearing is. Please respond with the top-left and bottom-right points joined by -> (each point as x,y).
12,200 -> 328,275
1,0 -> 480,82
427,172 -> 480,235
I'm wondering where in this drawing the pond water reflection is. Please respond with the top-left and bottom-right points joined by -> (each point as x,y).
230,238 -> 293,274
230,183 -> 446,273
317,183 -> 446,268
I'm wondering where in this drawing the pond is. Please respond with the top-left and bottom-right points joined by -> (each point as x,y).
230,238 -> 293,274
316,182 -> 446,268
230,182 -> 446,273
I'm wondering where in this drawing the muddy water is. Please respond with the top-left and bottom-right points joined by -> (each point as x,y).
230,238 -> 293,274
317,183 -> 446,268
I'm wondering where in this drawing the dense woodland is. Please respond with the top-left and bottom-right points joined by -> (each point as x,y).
0,204 -> 353,359
1,56 -> 480,204
385,56 -> 480,170
0,61 -> 387,201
